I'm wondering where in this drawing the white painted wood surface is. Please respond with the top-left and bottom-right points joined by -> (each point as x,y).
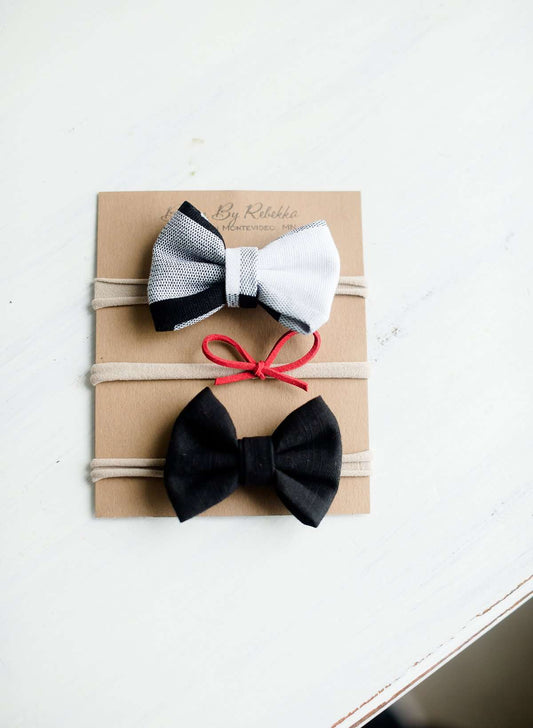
1,1 -> 532,726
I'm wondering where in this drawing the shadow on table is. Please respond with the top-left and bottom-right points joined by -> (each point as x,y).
367,599 -> 533,728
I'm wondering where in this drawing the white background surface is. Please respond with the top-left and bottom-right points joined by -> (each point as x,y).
1,1 -> 532,726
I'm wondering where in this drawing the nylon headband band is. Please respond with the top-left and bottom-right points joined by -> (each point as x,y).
91,276 -> 368,310
89,361 -> 370,385
90,451 -> 372,482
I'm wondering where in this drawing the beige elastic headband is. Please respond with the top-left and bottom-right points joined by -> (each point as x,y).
89,360 -> 370,386
91,276 -> 368,310
90,451 -> 372,483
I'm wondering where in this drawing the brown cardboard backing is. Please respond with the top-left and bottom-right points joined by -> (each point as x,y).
94,191 -> 369,517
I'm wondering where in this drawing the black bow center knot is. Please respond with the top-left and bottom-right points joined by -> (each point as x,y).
238,436 -> 275,487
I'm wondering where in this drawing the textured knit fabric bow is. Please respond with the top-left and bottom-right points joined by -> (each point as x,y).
148,201 -> 340,334
202,331 -> 321,391
164,388 -> 342,527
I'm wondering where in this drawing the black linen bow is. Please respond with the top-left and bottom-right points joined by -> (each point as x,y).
164,388 -> 342,527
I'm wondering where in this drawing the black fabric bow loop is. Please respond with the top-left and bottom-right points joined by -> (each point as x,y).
164,388 -> 342,527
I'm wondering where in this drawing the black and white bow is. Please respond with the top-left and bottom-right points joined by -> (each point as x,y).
147,201 -> 340,334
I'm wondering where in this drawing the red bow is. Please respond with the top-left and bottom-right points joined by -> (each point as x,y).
202,331 -> 321,391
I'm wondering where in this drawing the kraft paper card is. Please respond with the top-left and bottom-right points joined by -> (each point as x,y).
94,190 -> 369,517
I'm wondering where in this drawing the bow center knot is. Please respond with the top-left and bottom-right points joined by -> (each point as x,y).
238,436 -> 275,487
253,360 -> 266,379
225,247 -> 259,309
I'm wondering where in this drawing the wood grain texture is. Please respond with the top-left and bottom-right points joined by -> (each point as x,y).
1,1 -> 532,727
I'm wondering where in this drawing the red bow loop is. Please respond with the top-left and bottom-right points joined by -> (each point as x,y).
202,331 -> 321,391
